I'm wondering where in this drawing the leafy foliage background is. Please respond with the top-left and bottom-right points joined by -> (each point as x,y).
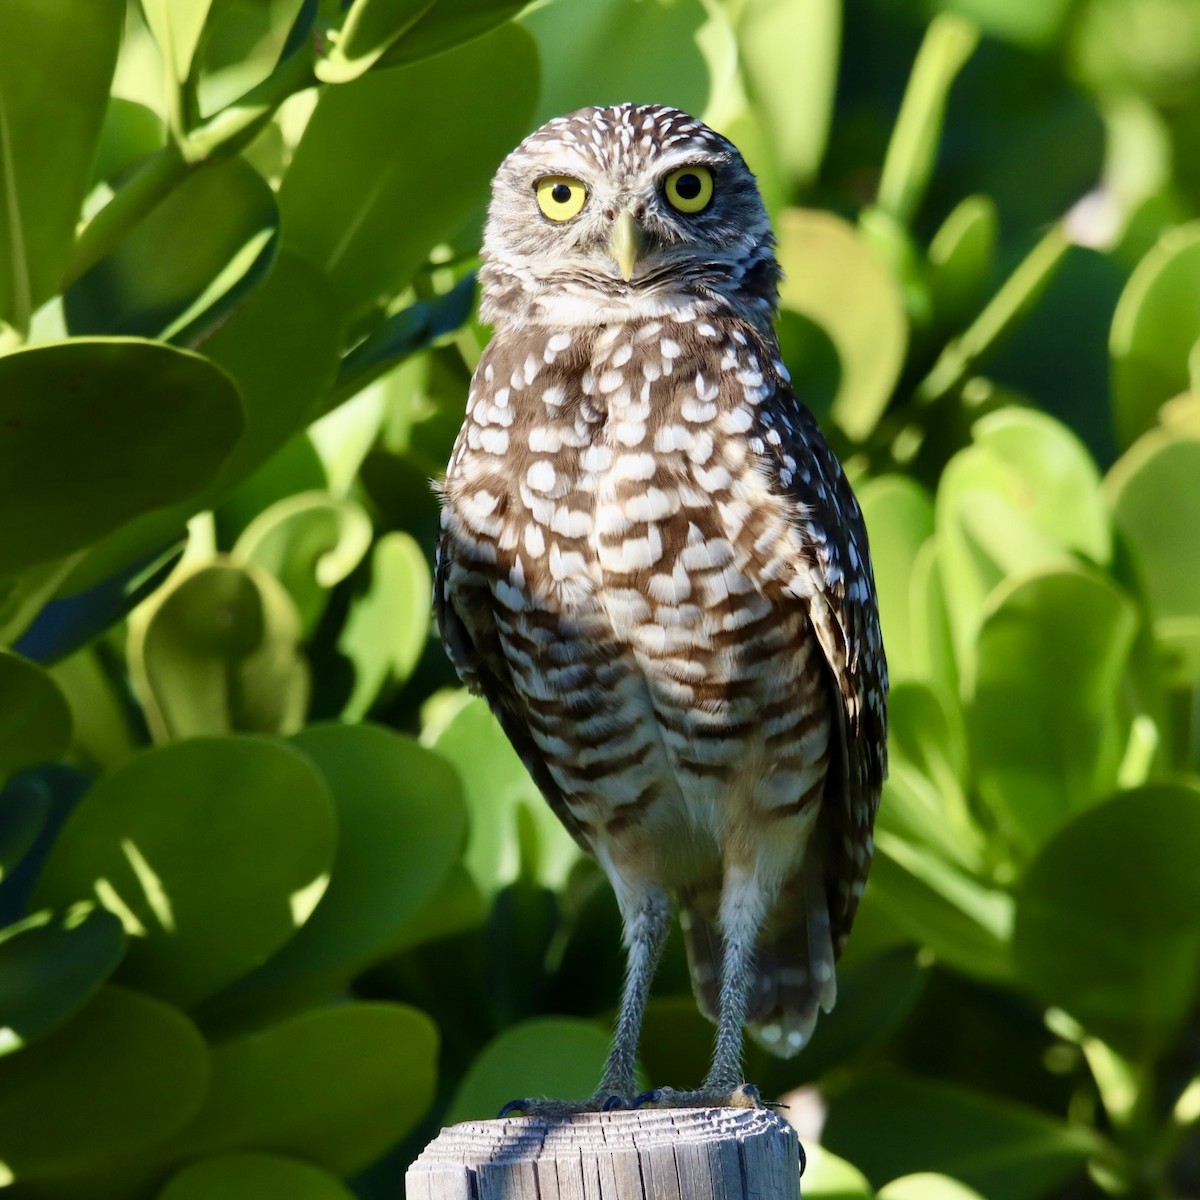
1,0 -> 1199,1197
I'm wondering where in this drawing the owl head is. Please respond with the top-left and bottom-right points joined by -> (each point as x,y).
479,103 -> 779,330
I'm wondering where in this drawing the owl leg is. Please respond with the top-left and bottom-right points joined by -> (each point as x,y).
704,864 -> 772,1095
634,866 -> 772,1111
591,884 -> 673,1104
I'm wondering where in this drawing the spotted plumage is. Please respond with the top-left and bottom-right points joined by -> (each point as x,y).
436,103 -> 886,1106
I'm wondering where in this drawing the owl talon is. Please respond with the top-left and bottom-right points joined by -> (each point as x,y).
602,1093 -> 629,1111
632,1084 -> 767,1109
498,1098 -> 534,1117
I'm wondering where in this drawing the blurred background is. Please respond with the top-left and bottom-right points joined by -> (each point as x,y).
1,0 -> 1199,1197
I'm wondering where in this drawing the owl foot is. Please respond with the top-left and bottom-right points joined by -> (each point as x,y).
633,1083 -> 764,1110
497,1092 -> 632,1119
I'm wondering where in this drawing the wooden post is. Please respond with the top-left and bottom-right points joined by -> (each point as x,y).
405,1106 -> 803,1199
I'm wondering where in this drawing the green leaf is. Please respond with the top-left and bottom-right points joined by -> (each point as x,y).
334,272 -> 477,402
233,493 -> 373,637
338,532 -> 433,720
158,1154 -> 355,1200
735,0 -> 839,189
935,408 -> 1110,666
194,0 -> 308,117
316,0 -> 436,82
933,0 -> 1073,48
858,476 -> 935,684
928,195 -> 998,326
1107,425 -> 1200,682
877,14 -> 980,227
128,561 -> 309,742
1013,783 -> 1200,1060
522,0 -> 713,129
966,567 -> 1140,856
0,0 -> 124,333
166,1003 -> 438,1174
776,209 -> 908,440
280,22 -> 538,320
445,1017 -> 613,1123
0,985 -> 208,1181
425,694 -> 581,897
90,98 -> 166,192
0,652 -> 72,777
879,683 -> 984,873
65,157 -> 278,344
1112,223 -> 1200,449
0,340 -> 242,576
879,1174 -> 986,1200
63,252 -> 342,597
35,736 -> 335,1008
866,834 -> 1012,982
822,1069 -> 1095,1200
216,723 -> 465,1002
375,0 -> 527,69
909,537 -> 959,703
140,0 -> 214,85
0,775 -> 52,882
0,906 -> 125,1057
802,1144 -> 875,1199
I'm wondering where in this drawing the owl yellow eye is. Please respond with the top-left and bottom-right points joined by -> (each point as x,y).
536,176 -> 587,221
664,165 -> 713,214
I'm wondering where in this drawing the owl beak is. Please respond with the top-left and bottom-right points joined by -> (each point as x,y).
611,209 -> 646,282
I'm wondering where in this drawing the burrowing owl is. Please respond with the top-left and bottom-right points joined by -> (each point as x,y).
436,103 -> 887,1109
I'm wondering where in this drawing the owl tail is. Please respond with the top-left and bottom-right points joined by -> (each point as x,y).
680,865 -> 838,1060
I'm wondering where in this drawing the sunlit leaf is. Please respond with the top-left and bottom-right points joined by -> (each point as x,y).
158,1154 -> 355,1200
280,22 -> 537,320
65,157 -> 279,344
425,694 -> 581,896
35,737 -> 335,1008
777,209 -> 907,439
0,0 -> 123,332
128,561 -> 309,742
879,1174 -> 987,1200
233,493 -> 373,636
966,567 -> 1140,856
867,834 -> 1012,982
858,476 -> 934,684
735,0 -> 839,189
0,906 -> 125,1056
140,0 -> 214,84
377,0 -> 527,68
1106,424 -> 1200,683
936,408 -> 1110,666
928,195 -> 997,326
338,532 -> 432,720
215,723 -> 465,1003
522,0 -> 712,128
316,0 -> 435,82
1111,220 -> 1200,447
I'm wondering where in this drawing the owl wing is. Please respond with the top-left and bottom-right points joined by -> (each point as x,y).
761,367 -> 889,953
434,535 -> 593,854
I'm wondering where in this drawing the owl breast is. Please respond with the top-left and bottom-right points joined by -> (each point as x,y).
441,313 -> 832,888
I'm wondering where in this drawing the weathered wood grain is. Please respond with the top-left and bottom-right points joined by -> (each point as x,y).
406,1107 -> 803,1199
